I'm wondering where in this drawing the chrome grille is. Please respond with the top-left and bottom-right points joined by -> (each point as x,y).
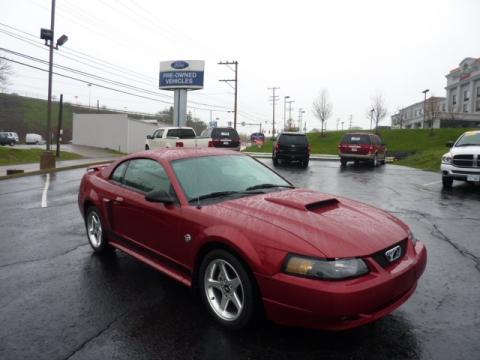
453,154 -> 474,167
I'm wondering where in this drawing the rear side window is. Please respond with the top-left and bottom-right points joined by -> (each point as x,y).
111,162 -> 128,183
123,159 -> 172,193
341,134 -> 371,145
211,128 -> 239,139
278,134 -> 308,146
167,128 -> 196,139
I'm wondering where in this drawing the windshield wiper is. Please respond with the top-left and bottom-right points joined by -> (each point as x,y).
190,191 -> 239,202
245,183 -> 294,191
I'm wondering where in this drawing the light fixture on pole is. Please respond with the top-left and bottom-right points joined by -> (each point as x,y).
422,89 -> 429,129
39,0 -> 68,170
283,96 -> 290,130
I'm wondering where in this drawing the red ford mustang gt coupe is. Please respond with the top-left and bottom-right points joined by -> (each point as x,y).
78,148 -> 427,330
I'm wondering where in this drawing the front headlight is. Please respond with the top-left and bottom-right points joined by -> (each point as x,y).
284,255 -> 369,280
441,153 -> 452,164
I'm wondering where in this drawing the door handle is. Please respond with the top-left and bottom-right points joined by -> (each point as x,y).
113,196 -> 124,204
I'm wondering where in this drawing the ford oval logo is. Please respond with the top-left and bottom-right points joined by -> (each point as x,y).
171,61 -> 189,69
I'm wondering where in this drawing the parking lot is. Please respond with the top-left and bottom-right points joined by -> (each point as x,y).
0,159 -> 479,360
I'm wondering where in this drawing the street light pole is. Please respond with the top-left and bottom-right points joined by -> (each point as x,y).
283,96 -> 290,130
370,108 -> 375,130
422,89 -> 429,129
46,0 -> 56,152
286,100 -> 294,130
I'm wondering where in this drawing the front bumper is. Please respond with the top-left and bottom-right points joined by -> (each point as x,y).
257,241 -> 427,331
441,163 -> 480,181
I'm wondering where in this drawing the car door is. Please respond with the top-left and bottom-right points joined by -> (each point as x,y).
151,129 -> 164,149
109,158 -> 182,260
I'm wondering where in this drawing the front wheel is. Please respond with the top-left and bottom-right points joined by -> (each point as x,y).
85,206 -> 112,253
199,249 -> 257,330
145,144 -> 150,150
340,158 -> 347,167
442,176 -> 453,189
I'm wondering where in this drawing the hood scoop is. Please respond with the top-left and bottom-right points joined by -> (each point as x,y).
265,196 -> 339,212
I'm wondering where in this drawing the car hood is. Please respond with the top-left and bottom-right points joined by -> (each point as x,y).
449,145 -> 480,155
219,189 -> 409,258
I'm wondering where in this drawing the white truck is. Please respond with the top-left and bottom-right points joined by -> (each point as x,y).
145,127 -> 212,150
441,130 -> 480,189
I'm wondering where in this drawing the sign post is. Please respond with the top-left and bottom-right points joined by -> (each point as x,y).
159,60 -> 205,127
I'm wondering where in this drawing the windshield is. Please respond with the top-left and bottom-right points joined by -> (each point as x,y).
341,134 -> 371,144
455,132 -> 480,147
278,134 -> 308,146
211,128 -> 239,139
171,155 -> 291,202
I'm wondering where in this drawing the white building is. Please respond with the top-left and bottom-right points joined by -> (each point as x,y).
73,114 -> 169,153
392,57 -> 480,129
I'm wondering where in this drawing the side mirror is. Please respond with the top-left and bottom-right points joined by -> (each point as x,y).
446,141 -> 454,148
145,189 -> 175,204
146,135 -> 153,140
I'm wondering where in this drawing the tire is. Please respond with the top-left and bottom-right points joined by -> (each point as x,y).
85,206 -> 112,253
9,141 -> 15,146
301,159 -> 309,168
340,158 -> 347,167
145,144 -> 150,150
272,155 -> 279,166
442,176 -> 453,189
371,155 -> 378,167
199,249 -> 258,330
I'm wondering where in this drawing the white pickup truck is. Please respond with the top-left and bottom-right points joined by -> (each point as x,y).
441,130 -> 480,189
145,127 -> 212,150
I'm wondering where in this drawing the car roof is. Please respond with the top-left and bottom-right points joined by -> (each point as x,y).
129,148 -> 244,162
280,132 -> 306,135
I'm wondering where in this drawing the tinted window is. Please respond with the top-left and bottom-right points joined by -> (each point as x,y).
111,161 -> 128,183
123,159 -> 172,193
278,134 -> 308,146
167,128 -> 196,138
341,134 -> 371,145
211,128 -> 239,139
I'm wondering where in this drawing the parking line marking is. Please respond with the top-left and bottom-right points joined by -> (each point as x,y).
41,173 -> 50,208
422,181 -> 441,186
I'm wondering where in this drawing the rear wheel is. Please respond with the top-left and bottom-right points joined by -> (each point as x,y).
301,159 -> 309,168
199,249 -> 257,330
340,158 -> 347,167
85,206 -> 112,253
442,176 -> 453,189
272,155 -> 279,166
371,155 -> 378,167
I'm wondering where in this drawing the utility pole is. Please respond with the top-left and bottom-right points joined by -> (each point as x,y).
298,108 -> 305,132
370,108 -> 374,130
341,121 -> 344,130
268,87 -> 280,139
349,114 -> 353,129
218,61 -> 238,129
56,94 -> 63,158
422,89 -> 429,129
336,118 -> 340,131
45,0 -> 56,152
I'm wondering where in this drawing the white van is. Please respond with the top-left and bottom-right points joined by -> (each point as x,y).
25,133 -> 46,145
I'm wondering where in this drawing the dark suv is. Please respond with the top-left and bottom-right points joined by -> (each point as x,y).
201,127 -> 240,151
272,132 -> 310,168
338,133 -> 386,167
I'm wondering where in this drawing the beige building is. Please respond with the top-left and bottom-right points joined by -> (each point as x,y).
392,57 -> 480,129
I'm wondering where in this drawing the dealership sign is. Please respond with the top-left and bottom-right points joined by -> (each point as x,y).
159,60 -> 205,90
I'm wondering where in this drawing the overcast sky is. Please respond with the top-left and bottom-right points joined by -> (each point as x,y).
1,0 -> 480,134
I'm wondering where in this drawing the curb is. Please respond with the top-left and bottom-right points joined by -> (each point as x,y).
0,160 -> 115,181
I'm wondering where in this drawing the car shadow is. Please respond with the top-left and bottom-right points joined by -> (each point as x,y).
77,252 -> 422,360
440,181 -> 480,200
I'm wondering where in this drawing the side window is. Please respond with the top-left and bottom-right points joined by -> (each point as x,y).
111,161 -> 128,183
156,129 -> 164,138
167,129 -> 178,137
152,130 -> 159,138
123,159 -> 173,194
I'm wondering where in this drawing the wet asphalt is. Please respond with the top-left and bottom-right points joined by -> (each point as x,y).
0,160 -> 479,360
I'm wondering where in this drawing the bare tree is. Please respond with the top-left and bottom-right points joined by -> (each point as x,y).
392,106 -> 405,129
0,58 -> 12,91
312,89 -> 332,136
370,94 -> 388,132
